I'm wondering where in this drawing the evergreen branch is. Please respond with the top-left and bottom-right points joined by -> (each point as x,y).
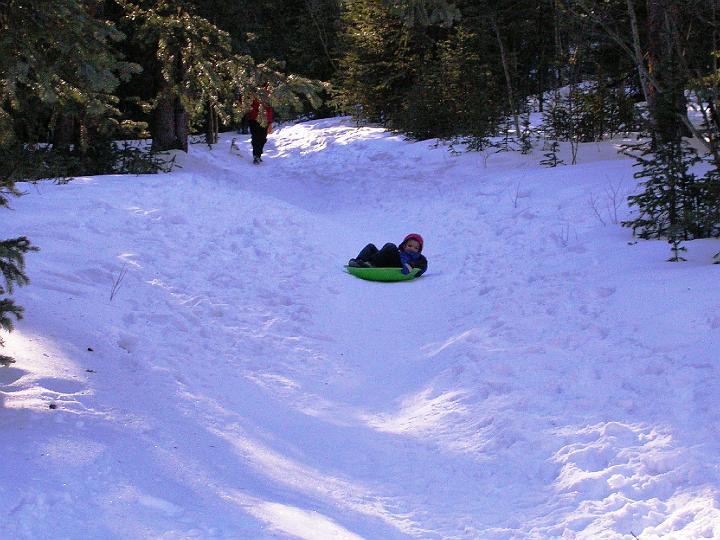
0,184 -> 21,208
0,236 -> 38,293
0,355 -> 16,367
0,297 -> 24,332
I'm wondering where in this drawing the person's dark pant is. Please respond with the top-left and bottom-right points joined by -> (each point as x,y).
239,113 -> 250,134
356,243 -> 402,267
249,119 -> 267,158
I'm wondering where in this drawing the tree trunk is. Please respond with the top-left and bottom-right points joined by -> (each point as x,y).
626,0 -> 651,107
174,97 -> 188,153
554,0 -> 563,89
535,0 -> 551,112
305,0 -> 338,71
151,92 -> 189,152
151,46 -> 189,152
151,93 -> 178,151
205,102 -> 218,145
492,15 -> 521,138
645,0 -> 664,130
52,113 -> 76,153
645,0 -> 689,142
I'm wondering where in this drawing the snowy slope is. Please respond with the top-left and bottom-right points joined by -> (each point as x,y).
1,118 -> 719,539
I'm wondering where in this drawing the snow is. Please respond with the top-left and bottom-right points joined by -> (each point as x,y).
1,117 -> 719,539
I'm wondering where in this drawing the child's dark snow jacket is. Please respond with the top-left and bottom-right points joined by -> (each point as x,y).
399,249 -> 421,274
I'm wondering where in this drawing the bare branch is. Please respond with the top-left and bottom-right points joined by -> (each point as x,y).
588,193 -> 607,225
110,264 -> 129,302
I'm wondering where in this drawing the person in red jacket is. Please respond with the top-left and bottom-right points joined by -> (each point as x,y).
248,96 -> 273,164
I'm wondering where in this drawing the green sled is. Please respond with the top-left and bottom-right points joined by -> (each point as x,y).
344,266 -> 420,282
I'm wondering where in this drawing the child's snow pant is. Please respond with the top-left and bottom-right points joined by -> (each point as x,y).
356,243 -> 402,267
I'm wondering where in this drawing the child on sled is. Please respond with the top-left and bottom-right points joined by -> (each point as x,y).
348,233 -> 428,276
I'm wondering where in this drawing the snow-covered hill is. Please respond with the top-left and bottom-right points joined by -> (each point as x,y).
2,118 -> 719,539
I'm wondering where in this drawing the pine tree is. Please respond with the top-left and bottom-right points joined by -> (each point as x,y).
117,0 -> 234,151
116,0 -> 327,150
519,114 -> 533,154
335,0 -> 510,140
397,25 -> 503,140
334,0 -> 417,123
694,168 -> 720,238
622,137 -> 702,240
666,230 -> 687,262
540,140 -> 564,167
540,97 -> 566,167
0,0 -> 151,181
189,0 -> 339,83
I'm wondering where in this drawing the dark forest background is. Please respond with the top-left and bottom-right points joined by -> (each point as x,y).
2,1 -> 720,167
2,0 -> 720,361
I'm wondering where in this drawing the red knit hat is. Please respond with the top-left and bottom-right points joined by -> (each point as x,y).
400,233 -> 424,252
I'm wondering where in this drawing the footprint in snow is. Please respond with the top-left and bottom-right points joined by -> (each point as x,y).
35,377 -> 84,395
595,287 -> 617,298
0,367 -> 26,386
